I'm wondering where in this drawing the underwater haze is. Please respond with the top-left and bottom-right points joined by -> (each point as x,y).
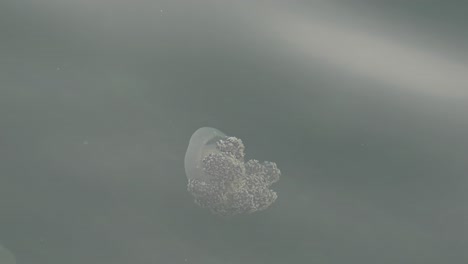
1,0 -> 467,263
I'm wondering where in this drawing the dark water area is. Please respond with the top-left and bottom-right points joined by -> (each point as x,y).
1,1 -> 467,263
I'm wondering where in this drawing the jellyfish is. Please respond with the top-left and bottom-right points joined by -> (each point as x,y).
0,244 -> 16,264
185,127 -> 281,216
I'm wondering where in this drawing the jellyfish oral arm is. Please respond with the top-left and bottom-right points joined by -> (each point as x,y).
184,127 -> 281,216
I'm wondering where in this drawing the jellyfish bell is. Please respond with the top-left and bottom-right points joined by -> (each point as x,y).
184,127 -> 227,181
0,244 -> 16,264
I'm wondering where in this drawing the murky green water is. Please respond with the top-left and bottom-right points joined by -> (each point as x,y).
1,1 -> 467,263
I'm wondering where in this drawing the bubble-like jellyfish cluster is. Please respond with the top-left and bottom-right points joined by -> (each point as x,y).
184,127 -> 281,216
